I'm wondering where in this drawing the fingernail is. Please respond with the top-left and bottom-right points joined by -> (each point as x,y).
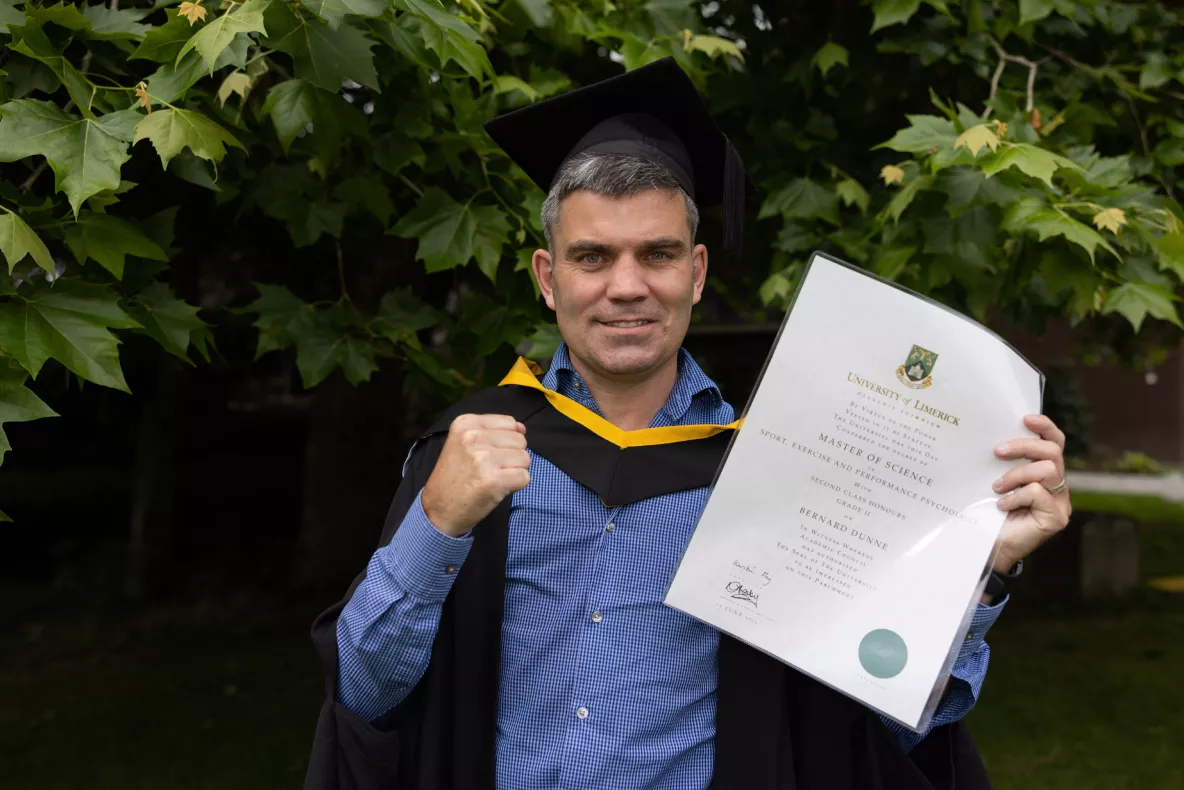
992,478 -> 1003,492
995,442 -> 1009,455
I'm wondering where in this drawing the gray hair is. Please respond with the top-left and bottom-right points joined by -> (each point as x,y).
540,152 -> 700,252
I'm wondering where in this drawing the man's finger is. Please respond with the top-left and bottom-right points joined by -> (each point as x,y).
997,481 -> 1056,515
1023,414 -> 1066,451
992,459 -> 1058,494
473,413 -> 524,431
480,431 -> 529,450
491,449 -> 531,469
994,437 -> 1062,463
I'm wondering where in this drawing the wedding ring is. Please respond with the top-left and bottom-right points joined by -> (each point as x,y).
1048,478 -> 1068,495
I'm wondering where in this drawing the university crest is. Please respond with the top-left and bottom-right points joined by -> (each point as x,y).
896,344 -> 938,389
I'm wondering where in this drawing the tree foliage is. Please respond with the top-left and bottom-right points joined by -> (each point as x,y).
1,0 -> 1183,517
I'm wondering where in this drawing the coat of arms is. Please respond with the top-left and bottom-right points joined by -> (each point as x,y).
896,345 -> 938,389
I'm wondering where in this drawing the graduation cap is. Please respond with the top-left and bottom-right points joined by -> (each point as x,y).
483,57 -> 752,258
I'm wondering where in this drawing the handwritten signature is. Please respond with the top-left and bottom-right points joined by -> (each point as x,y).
725,581 -> 759,607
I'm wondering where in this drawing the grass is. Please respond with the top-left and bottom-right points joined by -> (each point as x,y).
1,491 -> 1181,789
1070,491 -> 1184,581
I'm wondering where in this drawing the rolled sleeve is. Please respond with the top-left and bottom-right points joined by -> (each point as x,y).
887,597 -> 1008,752
955,595 -> 1006,667
381,490 -> 474,602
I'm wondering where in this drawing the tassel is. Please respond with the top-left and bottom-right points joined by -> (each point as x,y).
722,139 -> 746,260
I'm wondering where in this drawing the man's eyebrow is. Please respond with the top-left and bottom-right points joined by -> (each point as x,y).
637,237 -> 688,251
564,240 -> 617,257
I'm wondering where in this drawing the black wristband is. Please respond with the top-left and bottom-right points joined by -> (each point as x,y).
985,572 -> 1008,599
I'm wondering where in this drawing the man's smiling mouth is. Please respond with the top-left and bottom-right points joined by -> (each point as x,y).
601,320 -> 654,328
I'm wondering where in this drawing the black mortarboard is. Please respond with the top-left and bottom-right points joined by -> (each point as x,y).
483,57 -> 751,258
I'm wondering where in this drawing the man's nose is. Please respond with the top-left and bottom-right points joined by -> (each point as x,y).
605,255 -> 647,301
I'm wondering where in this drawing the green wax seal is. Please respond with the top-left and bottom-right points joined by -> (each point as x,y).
858,629 -> 908,679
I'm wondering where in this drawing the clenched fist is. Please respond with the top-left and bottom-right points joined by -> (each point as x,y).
421,414 -> 532,538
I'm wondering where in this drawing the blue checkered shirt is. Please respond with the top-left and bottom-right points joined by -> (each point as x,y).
337,343 -> 1005,789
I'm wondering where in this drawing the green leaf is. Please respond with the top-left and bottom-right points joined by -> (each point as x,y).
81,5 -> 152,40
883,174 -> 935,223
523,322 -> 561,360
390,188 -> 487,272
0,279 -> 140,391
178,0 -> 270,72
333,175 -> 394,225
683,34 -> 743,61
301,0 -> 385,29
291,309 -> 377,387
63,214 -> 168,279
130,9 -> 196,62
936,166 -> 1020,210
144,52 -> 208,105
759,179 -> 840,226
812,41 -> 848,78
980,143 -> 1081,189
124,282 -> 207,362
834,178 -> 869,214
0,207 -> 54,275
0,364 -> 57,466
0,0 -> 25,34
872,246 -> 916,281
261,79 -> 317,152
514,0 -> 552,27
1102,283 -> 1182,332
0,100 -> 139,216
243,282 -> 306,358
134,108 -> 244,168
1003,199 -> 1116,262
268,14 -> 379,91
168,153 -> 221,191
871,0 -> 921,32
470,204 -> 512,282
373,133 -> 426,176
1153,138 -> 1184,167
24,2 -> 90,31
372,287 -> 437,346
1139,53 -> 1174,91
879,115 -> 957,154
1018,0 -> 1054,25
494,75 -> 541,102
1154,233 -> 1184,280
9,20 -> 96,112
402,0 -> 492,81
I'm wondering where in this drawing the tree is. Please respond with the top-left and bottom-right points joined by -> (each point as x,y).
0,0 -> 1181,530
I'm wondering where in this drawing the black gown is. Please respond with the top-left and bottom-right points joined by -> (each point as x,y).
304,369 -> 993,790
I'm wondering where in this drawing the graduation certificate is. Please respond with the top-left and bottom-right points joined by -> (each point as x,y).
664,251 -> 1043,730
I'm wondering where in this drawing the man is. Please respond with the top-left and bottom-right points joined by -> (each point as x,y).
305,58 -> 1072,790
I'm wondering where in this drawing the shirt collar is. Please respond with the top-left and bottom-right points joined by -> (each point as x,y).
540,343 -> 723,424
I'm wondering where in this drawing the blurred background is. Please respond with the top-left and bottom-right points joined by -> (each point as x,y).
1,0 -> 1182,788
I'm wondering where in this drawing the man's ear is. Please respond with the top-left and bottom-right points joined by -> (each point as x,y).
691,243 -> 708,305
533,248 -> 556,311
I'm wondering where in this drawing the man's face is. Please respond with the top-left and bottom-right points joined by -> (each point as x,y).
532,189 -> 708,381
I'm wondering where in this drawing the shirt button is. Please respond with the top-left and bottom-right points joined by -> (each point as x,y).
576,706 -> 589,720
445,565 -> 458,574
591,610 -> 603,623
605,522 -> 615,532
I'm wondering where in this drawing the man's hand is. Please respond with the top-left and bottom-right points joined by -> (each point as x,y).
421,414 -> 531,538
990,414 -> 1072,572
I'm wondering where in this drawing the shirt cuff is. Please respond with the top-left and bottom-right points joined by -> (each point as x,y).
956,595 -> 1006,662
380,490 -> 474,602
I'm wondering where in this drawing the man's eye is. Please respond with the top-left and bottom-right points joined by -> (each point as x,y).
581,253 -> 603,264
647,251 -> 672,260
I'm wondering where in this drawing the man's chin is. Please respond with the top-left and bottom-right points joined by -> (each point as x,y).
588,347 -> 667,377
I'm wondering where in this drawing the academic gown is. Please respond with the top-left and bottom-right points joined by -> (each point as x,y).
304,365 -> 993,790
